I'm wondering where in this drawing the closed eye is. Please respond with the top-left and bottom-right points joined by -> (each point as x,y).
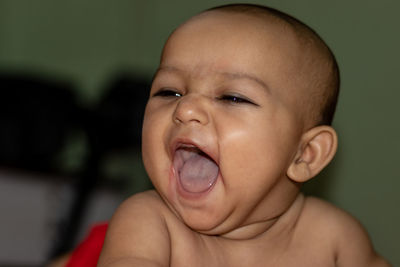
153,89 -> 182,98
218,94 -> 258,106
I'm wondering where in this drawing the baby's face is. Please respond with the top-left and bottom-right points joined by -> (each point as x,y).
142,12 -> 307,236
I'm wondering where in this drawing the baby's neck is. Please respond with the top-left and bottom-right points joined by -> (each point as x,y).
220,193 -> 305,241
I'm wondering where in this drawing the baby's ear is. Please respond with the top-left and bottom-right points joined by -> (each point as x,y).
287,126 -> 338,183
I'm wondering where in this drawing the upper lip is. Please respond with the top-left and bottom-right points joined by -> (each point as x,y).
170,137 -> 218,164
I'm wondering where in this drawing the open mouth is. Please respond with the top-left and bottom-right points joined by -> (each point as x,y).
173,145 -> 219,194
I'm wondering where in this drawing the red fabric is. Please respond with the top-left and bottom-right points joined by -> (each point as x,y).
65,222 -> 108,267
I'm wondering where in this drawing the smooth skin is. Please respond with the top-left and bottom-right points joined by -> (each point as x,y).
98,10 -> 391,267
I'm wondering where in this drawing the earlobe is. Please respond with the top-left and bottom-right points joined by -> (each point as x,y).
287,126 -> 338,183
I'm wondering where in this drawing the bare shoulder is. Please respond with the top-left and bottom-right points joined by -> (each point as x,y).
107,190 -> 171,233
301,196 -> 391,267
98,190 -> 172,267
114,190 -> 168,215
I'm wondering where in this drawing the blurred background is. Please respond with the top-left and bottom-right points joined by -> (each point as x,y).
0,0 -> 398,266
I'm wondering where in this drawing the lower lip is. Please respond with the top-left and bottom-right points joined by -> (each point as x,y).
170,165 -> 220,200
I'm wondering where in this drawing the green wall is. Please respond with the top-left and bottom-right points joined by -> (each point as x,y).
0,0 -> 398,265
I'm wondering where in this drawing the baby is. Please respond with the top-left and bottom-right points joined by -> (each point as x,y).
98,4 -> 390,267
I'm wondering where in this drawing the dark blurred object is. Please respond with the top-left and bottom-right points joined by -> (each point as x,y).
50,73 -> 150,258
86,73 -> 149,155
0,72 -> 150,261
0,73 -> 79,173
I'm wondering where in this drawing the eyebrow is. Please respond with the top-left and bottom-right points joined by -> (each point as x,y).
155,66 -> 270,94
154,66 -> 183,75
219,71 -> 270,94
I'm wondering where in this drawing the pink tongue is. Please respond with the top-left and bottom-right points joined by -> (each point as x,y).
175,149 -> 219,193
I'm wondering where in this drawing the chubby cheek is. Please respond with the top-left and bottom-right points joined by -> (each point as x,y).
141,105 -> 171,192
218,117 -> 294,196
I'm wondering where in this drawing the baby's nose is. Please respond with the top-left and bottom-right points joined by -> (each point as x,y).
173,94 -> 210,125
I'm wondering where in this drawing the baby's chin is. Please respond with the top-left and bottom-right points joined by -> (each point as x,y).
182,211 -> 273,240
182,214 -> 238,236
162,180 -> 239,234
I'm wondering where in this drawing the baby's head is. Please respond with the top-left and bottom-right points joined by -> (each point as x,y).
142,4 -> 339,238
166,4 -> 340,128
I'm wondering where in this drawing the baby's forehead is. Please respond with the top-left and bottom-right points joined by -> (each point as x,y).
171,11 -> 310,69
166,12 -> 304,62
165,12 -> 311,85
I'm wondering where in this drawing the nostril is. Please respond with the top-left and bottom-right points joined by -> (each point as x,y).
174,116 -> 183,124
174,110 -> 202,124
173,97 -> 209,125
